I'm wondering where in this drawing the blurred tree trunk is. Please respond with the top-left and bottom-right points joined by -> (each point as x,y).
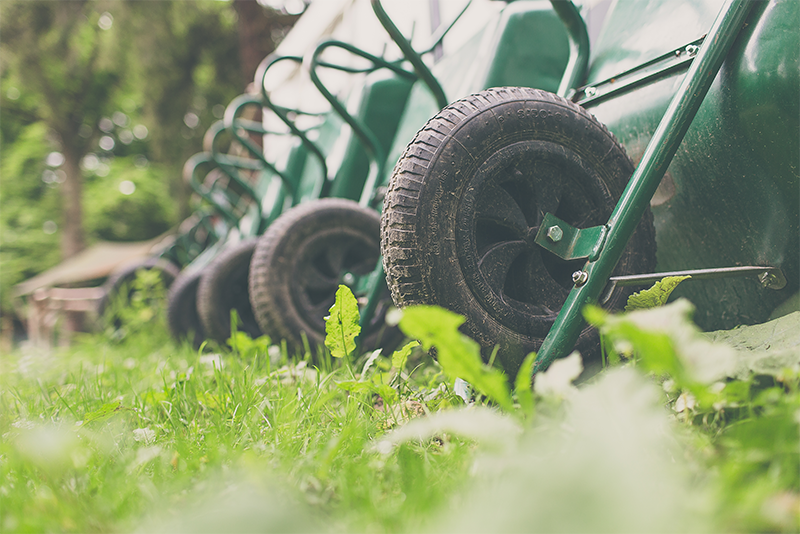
60,147 -> 85,258
232,0 -> 300,87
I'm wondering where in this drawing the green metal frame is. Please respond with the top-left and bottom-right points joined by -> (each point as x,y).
158,211 -> 226,269
307,39 -> 417,207
532,0 -> 755,372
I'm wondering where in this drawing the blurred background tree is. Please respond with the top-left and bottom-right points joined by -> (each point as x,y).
0,0 -> 304,317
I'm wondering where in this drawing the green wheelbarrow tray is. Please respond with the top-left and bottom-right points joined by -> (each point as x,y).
533,0 -> 797,372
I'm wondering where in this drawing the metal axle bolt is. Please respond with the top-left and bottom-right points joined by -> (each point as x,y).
758,271 -> 775,288
572,270 -> 588,286
546,225 -> 563,243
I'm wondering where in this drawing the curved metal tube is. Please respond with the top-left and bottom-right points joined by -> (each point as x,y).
203,120 -> 263,201
161,210 -> 224,267
255,54 -> 330,196
549,0 -> 590,97
222,94 -> 298,198
370,0 -> 448,110
182,152 -> 242,226
308,39 -> 417,205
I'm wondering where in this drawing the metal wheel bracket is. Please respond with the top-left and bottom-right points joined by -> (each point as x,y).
533,212 -> 607,262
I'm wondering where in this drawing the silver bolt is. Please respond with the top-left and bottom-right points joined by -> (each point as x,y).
686,44 -> 699,57
546,225 -> 563,243
572,270 -> 588,286
758,271 -> 775,288
342,272 -> 356,286
584,86 -> 597,97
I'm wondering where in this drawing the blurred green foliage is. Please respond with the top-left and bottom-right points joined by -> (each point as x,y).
0,0 -> 273,314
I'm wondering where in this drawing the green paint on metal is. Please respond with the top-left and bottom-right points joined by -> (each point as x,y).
548,0 -> 589,97
481,3 -> 570,94
586,0 -> 799,331
534,213 -> 607,262
534,0 -> 756,373
328,70 -> 414,204
370,0 -> 448,110
575,37 -> 704,106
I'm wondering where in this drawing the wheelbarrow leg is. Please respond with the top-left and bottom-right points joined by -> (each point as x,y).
533,0 -> 755,373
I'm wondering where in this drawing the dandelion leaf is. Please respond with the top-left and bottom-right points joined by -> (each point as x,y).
400,306 -> 513,411
625,275 -> 691,311
325,285 -> 360,359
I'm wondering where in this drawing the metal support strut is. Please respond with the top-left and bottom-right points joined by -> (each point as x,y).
533,0 -> 755,373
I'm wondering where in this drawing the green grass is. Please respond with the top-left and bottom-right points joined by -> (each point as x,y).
1,291 -> 799,532
0,309 -> 471,533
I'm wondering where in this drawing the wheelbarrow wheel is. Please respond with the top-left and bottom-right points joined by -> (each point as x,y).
167,268 -> 205,349
97,257 -> 179,320
381,87 -> 656,375
249,198 -> 400,357
196,238 -> 263,345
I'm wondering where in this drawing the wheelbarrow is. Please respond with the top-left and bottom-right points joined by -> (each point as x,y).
174,40 -> 418,347
245,0 -> 485,355
168,69 -> 332,346
167,116 -> 283,346
96,181 -> 232,327
380,0 -> 798,377
245,0 -> 580,355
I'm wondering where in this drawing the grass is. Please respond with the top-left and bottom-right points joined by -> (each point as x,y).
0,308 -> 471,533
1,288 -> 799,532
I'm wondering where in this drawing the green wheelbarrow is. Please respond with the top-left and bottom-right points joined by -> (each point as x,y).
380,0 -> 798,377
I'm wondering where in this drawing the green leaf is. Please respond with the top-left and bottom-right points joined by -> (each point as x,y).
391,340 -> 419,372
337,381 -> 374,394
399,306 -> 513,411
336,380 -> 397,404
325,285 -> 361,359
625,275 -> 691,311
82,401 -> 125,425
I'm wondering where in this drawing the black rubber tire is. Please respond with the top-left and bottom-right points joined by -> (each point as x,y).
167,268 -> 206,348
196,238 -> 262,345
249,198 -> 400,356
381,87 -> 657,375
97,257 -> 180,319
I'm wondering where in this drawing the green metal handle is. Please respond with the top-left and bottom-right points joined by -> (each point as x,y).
533,0 -> 755,373
369,0 -> 448,110
223,94 -> 300,199
255,54 -> 330,200
182,152 -> 245,226
548,0 -> 590,98
308,39 -> 417,206
203,120 -> 264,201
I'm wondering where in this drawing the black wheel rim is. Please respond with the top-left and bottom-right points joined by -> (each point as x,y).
290,228 -> 379,333
456,140 -> 614,338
